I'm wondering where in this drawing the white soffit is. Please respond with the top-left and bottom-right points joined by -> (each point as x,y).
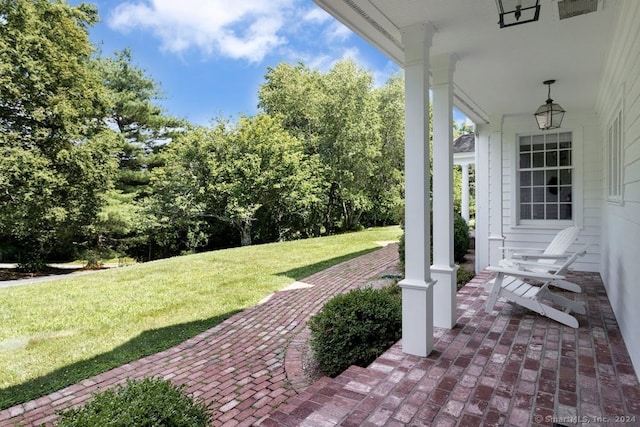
313,0 -> 619,124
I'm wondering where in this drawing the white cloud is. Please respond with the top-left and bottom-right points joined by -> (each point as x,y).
302,7 -> 330,24
108,0 -> 297,62
324,20 -> 352,43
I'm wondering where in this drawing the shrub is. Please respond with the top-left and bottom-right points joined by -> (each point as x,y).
453,212 -> 470,263
456,267 -> 476,289
398,211 -> 471,270
398,231 -> 405,272
308,286 -> 402,378
56,377 -> 211,427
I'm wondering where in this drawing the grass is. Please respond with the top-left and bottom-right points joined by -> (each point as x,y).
0,226 -> 401,409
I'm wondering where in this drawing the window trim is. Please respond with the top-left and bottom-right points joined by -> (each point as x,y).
510,127 -> 583,229
606,90 -> 624,205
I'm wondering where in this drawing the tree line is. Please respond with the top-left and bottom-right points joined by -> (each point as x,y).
0,0 -> 473,271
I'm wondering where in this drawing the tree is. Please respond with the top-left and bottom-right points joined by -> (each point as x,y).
258,62 -> 327,235
0,0 -> 118,269
86,49 -> 185,259
316,60 -> 381,231
96,48 -> 184,194
220,115 -> 322,244
0,0 -> 105,148
365,73 -> 405,226
259,60 -> 398,233
149,115 -> 321,250
144,125 -> 212,257
258,62 -> 323,142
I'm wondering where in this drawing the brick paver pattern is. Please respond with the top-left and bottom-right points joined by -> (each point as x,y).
264,270 -> 640,427
0,244 -> 399,427
2,243 -> 640,427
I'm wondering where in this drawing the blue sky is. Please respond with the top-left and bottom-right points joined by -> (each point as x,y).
75,0 -> 402,125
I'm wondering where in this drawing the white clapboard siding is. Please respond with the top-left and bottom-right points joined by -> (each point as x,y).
596,1 -> 640,374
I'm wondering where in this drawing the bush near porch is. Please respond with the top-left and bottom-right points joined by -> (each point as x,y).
308,285 -> 402,377
398,211 -> 471,271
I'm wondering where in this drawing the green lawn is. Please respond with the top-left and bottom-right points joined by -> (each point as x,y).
0,226 -> 400,409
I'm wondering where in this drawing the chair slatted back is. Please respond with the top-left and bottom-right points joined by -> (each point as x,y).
538,226 -> 581,265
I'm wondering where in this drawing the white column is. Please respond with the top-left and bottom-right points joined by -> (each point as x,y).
398,23 -> 435,357
461,163 -> 470,223
431,54 -> 458,329
475,120 -> 505,271
475,129 -> 490,272
488,118 -> 505,266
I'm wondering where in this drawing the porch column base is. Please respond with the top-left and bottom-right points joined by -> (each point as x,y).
399,278 -> 436,357
431,264 -> 459,329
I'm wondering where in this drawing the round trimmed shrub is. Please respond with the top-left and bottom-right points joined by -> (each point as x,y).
453,211 -> 470,263
56,377 -> 211,427
308,285 -> 401,378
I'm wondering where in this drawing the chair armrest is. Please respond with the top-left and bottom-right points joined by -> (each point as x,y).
487,265 -> 565,281
511,253 -> 570,260
506,260 -> 557,270
499,246 -> 544,253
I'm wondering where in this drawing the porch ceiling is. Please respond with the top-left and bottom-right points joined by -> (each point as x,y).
313,0 -> 619,124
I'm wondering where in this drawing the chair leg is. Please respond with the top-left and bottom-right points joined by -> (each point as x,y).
509,292 -> 580,328
538,287 -> 586,315
549,279 -> 582,293
537,301 -> 580,328
485,274 -> 504,312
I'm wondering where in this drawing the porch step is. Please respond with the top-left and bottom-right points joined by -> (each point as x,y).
258,364 -> 387,426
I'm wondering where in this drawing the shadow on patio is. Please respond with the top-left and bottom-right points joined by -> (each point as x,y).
264,271 -> 640,426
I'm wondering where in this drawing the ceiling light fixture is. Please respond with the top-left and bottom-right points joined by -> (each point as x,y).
496,0 -> 541,28
534,80 -> 565,130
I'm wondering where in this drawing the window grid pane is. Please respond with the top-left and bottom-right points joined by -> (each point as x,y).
519,132 -> 573,221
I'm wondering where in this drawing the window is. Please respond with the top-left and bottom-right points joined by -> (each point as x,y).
607,108 -> 623,203
518,132 -> 573,221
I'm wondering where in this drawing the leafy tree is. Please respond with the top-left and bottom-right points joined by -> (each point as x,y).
258,62 -> 323,142
85,49 -> 185,259
0,0 -> 105,148
364,73 -> 405,226
258,62 -> 326,234
454,119 -> 474,138
0,0 -> 118,269
144,125 -> 212,257
315,60 -> 382,231
222,115 -> 323,244
149,115 -> 321,250
259,60 -> 405,233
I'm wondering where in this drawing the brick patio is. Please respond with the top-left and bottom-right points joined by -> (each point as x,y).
264,270 -> 640,427
1,244 -> 639,426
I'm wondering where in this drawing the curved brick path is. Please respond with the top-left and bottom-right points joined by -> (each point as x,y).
0,244 -> 400,427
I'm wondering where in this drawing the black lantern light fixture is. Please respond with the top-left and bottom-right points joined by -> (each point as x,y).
534,80 -> 566,130
496,0 -> 541,28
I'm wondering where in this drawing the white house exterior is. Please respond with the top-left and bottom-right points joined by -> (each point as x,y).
313,0 -> 640,373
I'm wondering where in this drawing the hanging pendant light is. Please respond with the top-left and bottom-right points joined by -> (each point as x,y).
496,0 -> 540,28
534,80 -> 565,130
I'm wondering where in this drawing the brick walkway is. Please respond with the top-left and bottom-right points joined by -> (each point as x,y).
3,245 -> 640,427
0,244 -> 400,427
263,271 -> 640,427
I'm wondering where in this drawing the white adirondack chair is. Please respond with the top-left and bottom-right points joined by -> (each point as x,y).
485,249 -> 587,328
499,226 -> 583,292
